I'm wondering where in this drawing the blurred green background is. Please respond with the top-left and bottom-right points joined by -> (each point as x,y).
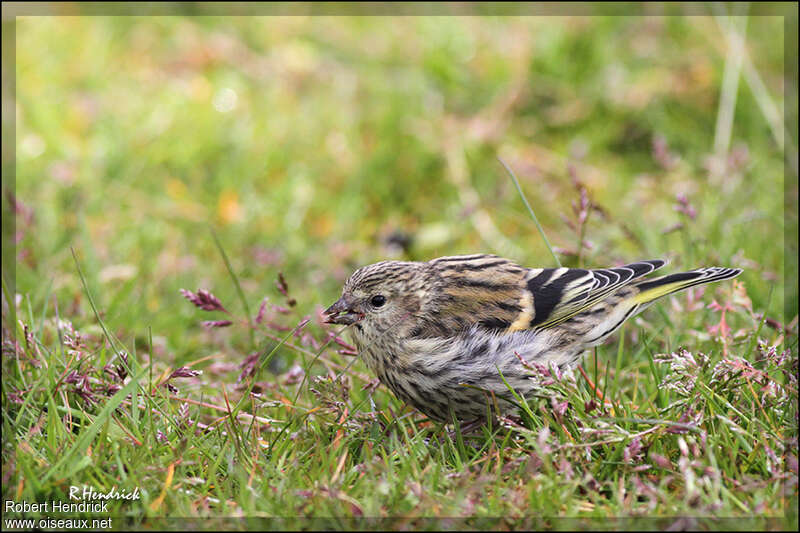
10,12 -> 792,363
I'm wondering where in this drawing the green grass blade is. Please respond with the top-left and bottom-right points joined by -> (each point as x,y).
42,364 -> 149,482
211,228 -> 255,348
498,157 -> 561,268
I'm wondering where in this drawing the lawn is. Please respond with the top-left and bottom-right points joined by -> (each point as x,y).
2,7 -> 798,530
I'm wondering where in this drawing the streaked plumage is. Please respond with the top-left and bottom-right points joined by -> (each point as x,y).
324,254 -> 742,422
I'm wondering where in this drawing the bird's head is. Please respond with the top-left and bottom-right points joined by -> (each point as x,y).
323,260 -> 430,343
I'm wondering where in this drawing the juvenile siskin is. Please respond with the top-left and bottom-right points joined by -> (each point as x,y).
324,254 -> 741,423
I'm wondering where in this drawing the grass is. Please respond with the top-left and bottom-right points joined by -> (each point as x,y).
3,11 -> 798,530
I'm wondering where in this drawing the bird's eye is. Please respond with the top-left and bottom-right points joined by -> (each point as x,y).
370,295 -> 387,308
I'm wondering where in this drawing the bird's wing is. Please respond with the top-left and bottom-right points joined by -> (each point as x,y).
425,254 -> 531,336
520,259 -> 666,330
426,255 -> 665,337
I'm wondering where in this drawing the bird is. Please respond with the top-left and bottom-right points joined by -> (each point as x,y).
323,254 -> 742,423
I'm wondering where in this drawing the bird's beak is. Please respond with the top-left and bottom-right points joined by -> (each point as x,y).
323,297 -> 363,325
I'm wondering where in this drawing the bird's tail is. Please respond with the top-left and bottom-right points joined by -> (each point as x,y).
630,266 -> 743,307
576,266 -> 742,348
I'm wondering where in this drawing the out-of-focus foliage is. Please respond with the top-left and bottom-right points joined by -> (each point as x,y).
12,16 -> 788,360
